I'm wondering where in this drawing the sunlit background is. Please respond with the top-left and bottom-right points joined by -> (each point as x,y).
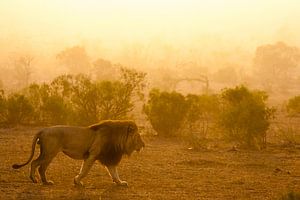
1,2 -> 300,199
1,0 -> 300,53
0,0 -> 300,95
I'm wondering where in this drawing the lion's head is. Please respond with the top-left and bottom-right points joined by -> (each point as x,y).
123,122 -> 145,155
89,120 -> 145,165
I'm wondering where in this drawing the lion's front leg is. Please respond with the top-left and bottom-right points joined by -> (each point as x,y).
106,166 -> 128,186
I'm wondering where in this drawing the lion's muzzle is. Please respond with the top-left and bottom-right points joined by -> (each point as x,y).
136,141 -> 145,152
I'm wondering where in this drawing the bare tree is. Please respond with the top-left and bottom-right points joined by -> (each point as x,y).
253,42 -> 300,91
13,55 -> 34,88
56,46 -> 91,74
92,58 -> 118,80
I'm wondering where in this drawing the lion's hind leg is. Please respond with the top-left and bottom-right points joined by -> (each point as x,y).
30,143 -> 45,183
30,141 -> 59,185
30,155 -> 42,183
38,157 -> 56,185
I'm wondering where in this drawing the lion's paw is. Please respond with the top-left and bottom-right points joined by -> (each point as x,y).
115,180 -> 128,187
43,180 -> 54,185
30,176 -> 38,183
74,176 -> 84,187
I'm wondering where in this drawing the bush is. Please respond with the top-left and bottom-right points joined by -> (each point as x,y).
69,76 -> 136,125
280,191 -> 300,200
0,90 -> 6,123
273,95 -> 300,146
17,68 -> 146,126
96,81 -> 133,120
144,89 -> 188,137
143,90 -> 220,140
219,85 -> 275,149
287,95 -> 300,116
185,94 -> 219,136
0,66 -> 146,127
42,95 -> 71,125
5,94 -> 34,125
25,82 -> 71,125
183,94 -> 220,149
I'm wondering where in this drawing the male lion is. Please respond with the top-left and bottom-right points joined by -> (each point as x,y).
12,120 -> 145,186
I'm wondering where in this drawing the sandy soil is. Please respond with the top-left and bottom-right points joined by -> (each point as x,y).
0,127 -> 299,200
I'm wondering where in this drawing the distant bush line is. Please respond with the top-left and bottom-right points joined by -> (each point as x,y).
2,68 -> 300,149
144,86 -> 276,149
0,67 -> 146,127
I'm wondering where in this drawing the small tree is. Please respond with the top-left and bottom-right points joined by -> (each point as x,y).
25,83 -> 45,123
12,55 -> 34,88
68,74 -> 98,124
56,46 -> 91,74
69,67 -> 146,125
3,67 -> 146,126
46,68 -> 146,125
92,58 -> 117,80
98,66 -> 146,119
219,85 -> 275,149
42,95 -> 70,125
95,81 -> 130,120
144,89 -> 188,137
253,42 -> 300,91
287,95 -> 300,117
185,94 -> 220,136
0,90 -> 6,124
119,66 -> 147,100
5,94 -> 34,125
25,82 -> 71,125
276,95 -> 300,145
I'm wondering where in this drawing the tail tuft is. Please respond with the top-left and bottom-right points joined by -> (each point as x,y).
12,164 -> 21,169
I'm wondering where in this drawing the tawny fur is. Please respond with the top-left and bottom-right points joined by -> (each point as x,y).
12,120 -> 145,186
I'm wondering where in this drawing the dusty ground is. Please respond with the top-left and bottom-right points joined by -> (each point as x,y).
0,127 -> 300,200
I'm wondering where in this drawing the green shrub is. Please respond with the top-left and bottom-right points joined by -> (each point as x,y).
0,90 -> 6,123
96,81 -> 133,120
280,191 -> 300,200
144,89 -> 188,137
5,94 -> 34,125
68,75 -> 135,125
25,82 -> 71,125
185,94 -> 219,135
20,67 -> 145,126
183,94 -> 220,149
42,95 -> 71,125
287,95 -> 300,116
0,67 -> 146,127
219,85 -> 275,149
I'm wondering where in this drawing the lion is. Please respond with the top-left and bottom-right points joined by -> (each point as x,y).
12,120 -> 145,186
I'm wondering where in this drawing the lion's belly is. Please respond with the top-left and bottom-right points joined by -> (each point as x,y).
61,143 -> 90,160
62,149 -> 88,160
59,130 -> 94,160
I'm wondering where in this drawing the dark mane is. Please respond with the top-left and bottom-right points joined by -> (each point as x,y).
97,140 -> 123,166
89,120 -> 137,166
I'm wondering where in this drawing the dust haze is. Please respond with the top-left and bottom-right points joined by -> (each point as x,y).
1,1 -> 300,199
1,0 -> 300,96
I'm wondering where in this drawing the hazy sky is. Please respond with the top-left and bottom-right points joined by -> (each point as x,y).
1,0 -> 300,55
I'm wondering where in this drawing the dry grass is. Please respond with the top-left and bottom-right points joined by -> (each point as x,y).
0,127 -> 300,200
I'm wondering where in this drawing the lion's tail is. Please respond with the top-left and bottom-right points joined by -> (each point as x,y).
12,131 -> 42,169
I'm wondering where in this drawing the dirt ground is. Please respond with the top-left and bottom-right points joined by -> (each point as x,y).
0,127 -> 299,200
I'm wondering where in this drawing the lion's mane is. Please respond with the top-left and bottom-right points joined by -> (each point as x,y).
89,120 -> 138,166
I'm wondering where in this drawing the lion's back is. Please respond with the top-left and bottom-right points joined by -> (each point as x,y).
40,126 -> 94,146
